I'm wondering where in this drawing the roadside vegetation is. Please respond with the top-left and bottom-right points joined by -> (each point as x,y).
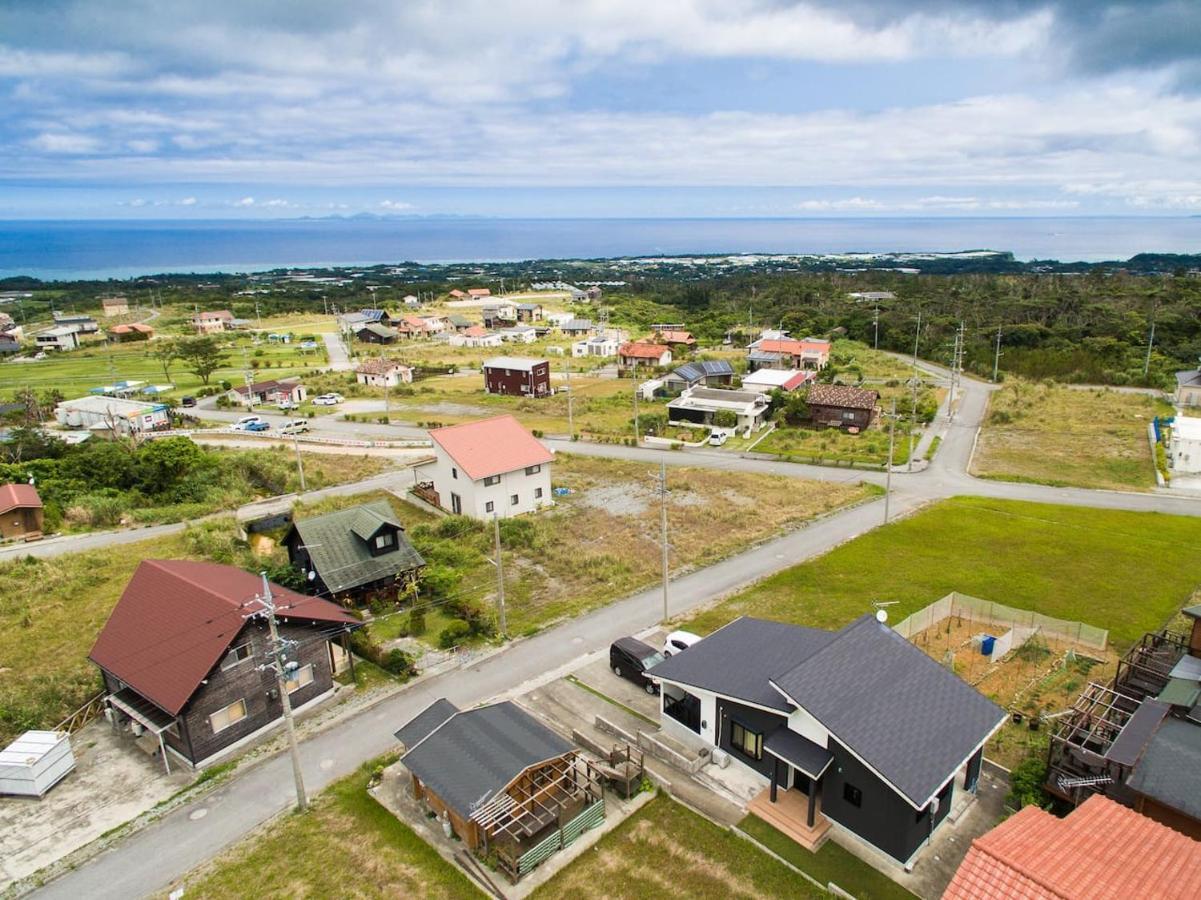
164,757 -> 475,900
0,433 -> 390,531
973,380 -> 1170,491
683,496 -> 1201,649
531,793 -> 825,899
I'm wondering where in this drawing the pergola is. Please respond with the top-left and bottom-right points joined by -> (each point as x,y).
470,754 -> 601,846
107,688 -> 177,774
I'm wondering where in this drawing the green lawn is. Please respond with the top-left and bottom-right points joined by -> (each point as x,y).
740,816 -> 916,900
531,794 -> 825,899
167,758 -> 475,900
753,424 -> 914,467
684,496 -> 1201,649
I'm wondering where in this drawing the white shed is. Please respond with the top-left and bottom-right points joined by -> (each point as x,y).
0,730 -> 75,797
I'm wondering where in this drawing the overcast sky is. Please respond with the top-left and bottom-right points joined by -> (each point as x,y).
2,0 -> 1200,218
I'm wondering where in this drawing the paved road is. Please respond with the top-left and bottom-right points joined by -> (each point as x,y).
321,331 -> 353,371
27,357 -> 1201,898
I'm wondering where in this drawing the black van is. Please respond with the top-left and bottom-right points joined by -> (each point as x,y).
610,636 -> 665,694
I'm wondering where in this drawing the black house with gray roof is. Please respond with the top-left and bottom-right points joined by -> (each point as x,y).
284,499 -> 425,602
650,614 -> 1005,866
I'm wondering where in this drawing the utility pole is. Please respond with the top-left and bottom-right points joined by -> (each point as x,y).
993,325 -> 1002,383
658,462 -> 670,620
884,399 -> 897,524
292,432 -> 307,491
255,299 -> 262,329
873,305 -> 880,350
382,355 -> 392,422
1144,320 -> 1156,378
565,363 -> 574,436
250,574 -> 308,811
911,310 -> 922,372
241,346 -> 255,412
907,376 -> 919,473
493,516 -> 507,636
632,381 -> 640,445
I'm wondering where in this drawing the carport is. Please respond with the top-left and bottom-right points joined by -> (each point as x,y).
106,688 -> 176,774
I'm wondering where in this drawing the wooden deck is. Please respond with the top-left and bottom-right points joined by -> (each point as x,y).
748,787 -> 831,852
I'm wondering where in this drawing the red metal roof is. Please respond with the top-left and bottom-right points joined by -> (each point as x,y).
89,560 -> 358,716
467,288 -> 491,297
619,341 -> 669,360
429,414 -> 554,482
0,483 -> 41,514
656,330 -> 696,344
944,794 -> 1201,900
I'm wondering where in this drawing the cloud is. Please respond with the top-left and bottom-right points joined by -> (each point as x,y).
379,200 -> 414,211
796,197 -> 887,211
179,196 -> 197,205
234,196 -> 255,206
27,131 -> 100,154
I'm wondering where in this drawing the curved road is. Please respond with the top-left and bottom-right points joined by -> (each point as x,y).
28,362 -> 1200,899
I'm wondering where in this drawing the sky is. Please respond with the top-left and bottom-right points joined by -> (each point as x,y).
2,0 -> 1201,219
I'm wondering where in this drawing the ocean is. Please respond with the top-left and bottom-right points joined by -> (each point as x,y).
1,216 -> 1199,281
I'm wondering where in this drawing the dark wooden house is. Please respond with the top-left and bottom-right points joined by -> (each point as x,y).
395,699 -> 604,882
354,323 -> 399,344
804,384 -> 879,430
284,499 -> 425,603
89,560 -> 359,771
483,357 -> 551,398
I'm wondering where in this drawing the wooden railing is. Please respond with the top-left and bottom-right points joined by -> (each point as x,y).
55,691 -> 108,735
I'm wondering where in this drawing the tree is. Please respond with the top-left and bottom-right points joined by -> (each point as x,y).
175,336 -> 227,385
151,339 -> 179,384
0,426 -> 66,464
712,409 -> 738,429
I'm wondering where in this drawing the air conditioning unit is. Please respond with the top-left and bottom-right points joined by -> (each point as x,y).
711,748 -> 730,769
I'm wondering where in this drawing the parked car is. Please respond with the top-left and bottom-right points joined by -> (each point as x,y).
230,415 -> 264,431
277,399 -> 297,411
280,419 -> 309,435
180,395 -> 196,408
663,630 -> 702,657
610,637 -> 664,695
312,393 -> 344,406
708,431 -> 728,446
244,420 -> 271,432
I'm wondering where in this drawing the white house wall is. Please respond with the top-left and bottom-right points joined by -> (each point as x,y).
787,704 -> 831,749
430,447 -> 552,520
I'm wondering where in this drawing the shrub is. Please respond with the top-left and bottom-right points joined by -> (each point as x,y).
382,648 -> 416,678
712,409 -> 738,429
439,618 -> 472,648
408,603 -> 427,636
1006,756 -> 1049,809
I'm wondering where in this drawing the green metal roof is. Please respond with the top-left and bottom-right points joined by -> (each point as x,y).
1181,604 -> 1201,620
1156,677 -> 1201,709
290,499 -> 425,594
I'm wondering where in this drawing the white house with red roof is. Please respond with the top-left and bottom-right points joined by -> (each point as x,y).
426,415 -> 554,519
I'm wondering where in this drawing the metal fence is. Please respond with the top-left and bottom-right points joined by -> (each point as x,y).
893,591 -> 1108,652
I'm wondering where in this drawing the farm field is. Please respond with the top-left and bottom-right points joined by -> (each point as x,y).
972,381 -> 1170,491
531,793 -> 825,899
164,758 -> 475,900
683,496 -> 1201,649
752,423 -> 914,468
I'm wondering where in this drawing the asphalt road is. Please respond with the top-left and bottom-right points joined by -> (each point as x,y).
27,362 -> 1201,898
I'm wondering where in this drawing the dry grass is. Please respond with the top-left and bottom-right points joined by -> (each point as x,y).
531,794 -> 824,899
507,454 -> 873,632
973,381 -> 1169,491
167,759 -> 474,900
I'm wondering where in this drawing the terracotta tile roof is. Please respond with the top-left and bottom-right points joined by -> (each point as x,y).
944,794 -> 1201,900
805,383 -> 878,410
355,358 -> 409,375
467,288 -> 492,297
430,414 -> 553,482
449,289 -> 467,298
0,483 -> 41,514
89,560 -> 358,716
110,323 -> 154,335
195,309 -> 233,320
463,325 -> 489,337
656,330 -> 696,344
619,341 -> 669,360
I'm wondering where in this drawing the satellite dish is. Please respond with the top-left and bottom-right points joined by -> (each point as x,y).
876,609 -> 888,624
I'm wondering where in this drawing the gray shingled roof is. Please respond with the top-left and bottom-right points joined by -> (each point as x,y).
288,499 -> 425,594
400,701 -> 574,821
764,727 -> 833,778
770,615 -> 1005,807
1176,370 -> 1201,388
1126,717 -> 1201,821
394,699 -> 459,749
649,617 -> 835,712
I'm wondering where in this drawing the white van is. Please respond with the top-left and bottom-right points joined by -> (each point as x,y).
280,419 -> 309,435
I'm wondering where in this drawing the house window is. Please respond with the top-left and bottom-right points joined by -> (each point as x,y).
451,467 -> 458,480
210,699 -> 248,734
484,475 -> 501,487
842,410 -> 855,420
485,501 -> 495,513
221,642 -> 252,670
729,721 -> 763,760
525,464 -> 541,475
510,494 -> 519,506
534,487 -> 543,499
285,664 -> 314,694
374,532 -> 394,550
843,783 -> 863,808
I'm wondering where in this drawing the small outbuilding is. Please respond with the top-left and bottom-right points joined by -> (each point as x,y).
0,731 -> 75,798
805,384 -> 879,430
0,482 -> 44,541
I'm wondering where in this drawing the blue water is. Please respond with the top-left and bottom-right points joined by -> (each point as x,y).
1,217 -> 1199,281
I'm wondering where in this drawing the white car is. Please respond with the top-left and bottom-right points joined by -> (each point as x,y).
708,431 -> 729,447
230,415 -> 264,431
279,419 -> 309,435
663,630 -> 702,657
312,393 -> 344,406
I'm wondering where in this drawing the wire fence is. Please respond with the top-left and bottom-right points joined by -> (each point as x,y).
893,591 -> 1108,652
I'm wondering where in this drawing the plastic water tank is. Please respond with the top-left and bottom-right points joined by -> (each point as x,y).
980,635 -> 996,656
711,748 -> 731,769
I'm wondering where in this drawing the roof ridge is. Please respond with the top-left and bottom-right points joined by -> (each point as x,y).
143,559 -> 258,610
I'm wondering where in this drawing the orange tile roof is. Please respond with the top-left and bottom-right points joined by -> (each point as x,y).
656,330 -> 696,344
430,415 -> 554,482
619,341 -> 669,360
467,288 -> 491,297
944,794 -> 1201,900
463,325 -> 489,337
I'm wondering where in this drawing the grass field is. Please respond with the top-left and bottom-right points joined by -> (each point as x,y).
752,424 -> 913,467
683,496 -> 1201,649
531,794 -> 825,899
166,758 -> 475,900
973,381 -> 1170,491
739,816 -> 916,900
